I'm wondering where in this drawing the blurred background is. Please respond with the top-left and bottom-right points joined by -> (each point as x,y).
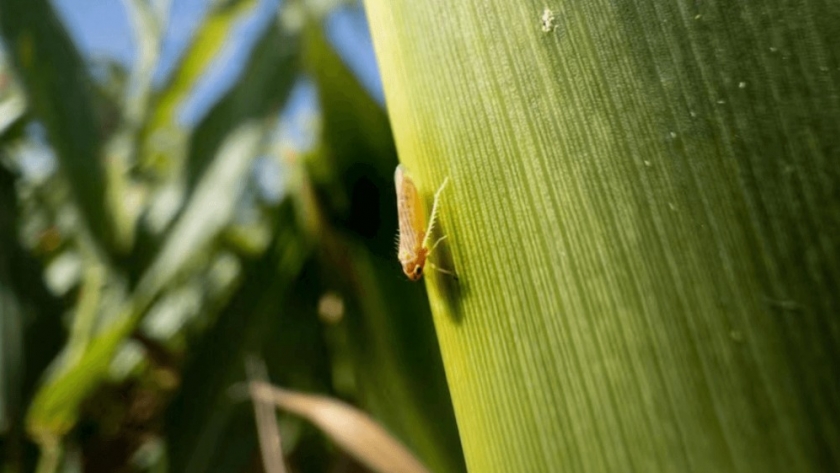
0,0 -> 464,472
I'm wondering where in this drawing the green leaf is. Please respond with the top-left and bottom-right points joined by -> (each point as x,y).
23,9 -> 301,455
164,202 -> 319,473
130,17 -> 299,276
0,279 -> 23,436
0,0 -> 115,250
25,303 -> 140,442
185,20 -> 300,194
25,122 -> 267,442
365,1 -> 840,471
334,250 -> 466,473
135,121 -> 267,302
0,53 -> 26,137
0,167 -> 64,471
304,18 -> 398,250
140,0 -> 259,173
0,175 -> 25,436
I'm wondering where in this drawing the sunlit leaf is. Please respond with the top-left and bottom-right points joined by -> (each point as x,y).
0,52 -> 26,136
123,0 -> 167,126
26,302 -> 139,441
140,0 -> 259,173
185,20 -> 300,195
26,121 -> 266,443
133,16 -> 299,273
135,121 -> 266,302
100,0 -> 170,252
365,1 -> 840,471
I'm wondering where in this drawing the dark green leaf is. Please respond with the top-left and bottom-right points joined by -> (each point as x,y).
0,0 -> 115,251
0,167 -> 64,472
164,201 -> 323,473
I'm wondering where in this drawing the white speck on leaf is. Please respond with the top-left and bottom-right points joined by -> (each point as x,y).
541,7 -> 557,33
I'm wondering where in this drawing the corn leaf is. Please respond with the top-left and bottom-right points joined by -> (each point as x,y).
0,168 -> 64,471
365,1 -> 840,471
140,0 -> 259,173
0,0 -> 115,250
25,122 -> 266,442
184,20 -> 300,195
164,202 -> 317,473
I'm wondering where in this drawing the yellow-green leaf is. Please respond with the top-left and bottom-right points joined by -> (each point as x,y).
365,1 -> 840,471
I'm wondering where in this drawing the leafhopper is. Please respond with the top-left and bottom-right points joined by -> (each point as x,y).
394,165 -> 456,281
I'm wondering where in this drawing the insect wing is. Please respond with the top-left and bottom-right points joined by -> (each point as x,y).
395,165 -> 426,258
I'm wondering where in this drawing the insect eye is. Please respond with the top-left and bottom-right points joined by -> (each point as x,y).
414,266 -> 423,276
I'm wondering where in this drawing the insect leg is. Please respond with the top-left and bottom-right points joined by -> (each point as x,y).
422,176 -> 449,250
428,235 -> 447,255
427,261 -> 458,280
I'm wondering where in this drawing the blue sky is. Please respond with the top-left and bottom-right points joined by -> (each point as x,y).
50,0 -> 384,126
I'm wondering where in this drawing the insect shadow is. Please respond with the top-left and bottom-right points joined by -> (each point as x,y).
426,220 -> 467,324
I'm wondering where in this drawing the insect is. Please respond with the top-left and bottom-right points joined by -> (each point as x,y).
395,165 -> 456,281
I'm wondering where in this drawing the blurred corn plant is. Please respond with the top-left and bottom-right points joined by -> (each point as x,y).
0,0 -> 464,472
